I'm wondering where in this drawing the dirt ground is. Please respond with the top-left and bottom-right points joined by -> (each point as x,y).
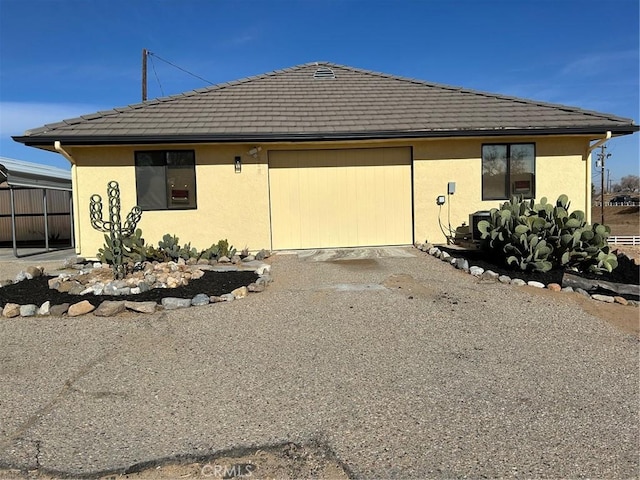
593,204 -> 639,236
0,443 -> 351,479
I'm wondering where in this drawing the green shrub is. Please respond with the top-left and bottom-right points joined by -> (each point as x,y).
477,195 -> 617,273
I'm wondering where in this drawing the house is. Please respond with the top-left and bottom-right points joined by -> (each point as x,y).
0,157 -> 74,256
13,62 -> 639,258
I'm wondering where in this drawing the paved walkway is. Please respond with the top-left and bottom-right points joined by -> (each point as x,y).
0,249 -> 638,478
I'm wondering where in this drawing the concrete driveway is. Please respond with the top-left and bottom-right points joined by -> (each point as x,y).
0,249 -> 637,478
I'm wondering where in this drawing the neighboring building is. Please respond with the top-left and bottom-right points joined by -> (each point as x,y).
0,157 -> 73,255
13,62 -> 639,258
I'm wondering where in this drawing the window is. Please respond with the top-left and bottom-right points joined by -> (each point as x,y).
482,143 -> 535,200
135,150 -> 197,210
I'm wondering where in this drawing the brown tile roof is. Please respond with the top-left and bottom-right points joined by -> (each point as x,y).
14,62 -> 639,146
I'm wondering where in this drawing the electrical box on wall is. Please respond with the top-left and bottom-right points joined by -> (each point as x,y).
436,195 -> 445,205
448,182 -> 456,195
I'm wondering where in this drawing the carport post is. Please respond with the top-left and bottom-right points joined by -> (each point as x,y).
43,188 -> 50,252
9,186 -> 17,257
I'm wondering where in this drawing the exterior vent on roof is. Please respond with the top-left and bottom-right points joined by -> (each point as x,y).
313,66 -> 336,79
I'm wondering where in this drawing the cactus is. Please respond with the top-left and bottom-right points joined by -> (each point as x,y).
90,181 -> 142,279
477,194 -> 616,274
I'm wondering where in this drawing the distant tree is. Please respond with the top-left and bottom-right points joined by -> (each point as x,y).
611,183 -> 622,193
620,175 -> 640,192
591,182 -> 596,196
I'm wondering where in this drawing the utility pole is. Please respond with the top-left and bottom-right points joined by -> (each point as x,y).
142,48 -> 148,102
596,144 -> 611,225
606,169 -> 610,194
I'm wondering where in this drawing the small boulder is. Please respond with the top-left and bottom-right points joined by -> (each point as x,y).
547,283 -> 562,292
575,288 -> 591,297
209,295 -> 226,303
469,266 -> 484,276
161,297 -> 191,310
26,266 -> 44,278
498,275 -> 511,284
511,279 -> 526,286
248,283 -> 265,293
454,258 -> 469,272
68,300 -> 96,317
49,303 -> 70,316
15,271 -> 30,282
481,270 -> 499,281
231,286 -> 248,299
38,301 -> 51,316
94,301 -> 126,317
191,293 -> 210,306
592,294 -> 615,303
527,281 -> 545,288
614,296 -> 629,306
218,256 -> 231,263
561,286 -> 574,293
19,305 -> 38,317
124,301 -> 157,314
2,303 -> 20,318
221,293 -> 235,302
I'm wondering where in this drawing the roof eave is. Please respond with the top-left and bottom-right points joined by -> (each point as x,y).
12,125 -> 639,147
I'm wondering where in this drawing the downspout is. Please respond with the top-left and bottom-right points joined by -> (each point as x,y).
585,131 -> 611,224
54,141 -> 75,165
54,141 -> 80,255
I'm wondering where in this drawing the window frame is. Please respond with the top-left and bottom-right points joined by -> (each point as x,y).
134,149 -> 197,211
481,142 -> 536,201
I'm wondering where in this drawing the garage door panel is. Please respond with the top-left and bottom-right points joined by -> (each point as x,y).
269,147 -> 412,249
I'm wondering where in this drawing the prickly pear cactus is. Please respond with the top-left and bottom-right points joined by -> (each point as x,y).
90,181 -> 142,279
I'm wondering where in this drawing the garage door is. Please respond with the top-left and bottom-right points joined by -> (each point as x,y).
269,147 -> 413,249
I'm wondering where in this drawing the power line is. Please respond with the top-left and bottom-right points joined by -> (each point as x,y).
147,51 -> 215,86
148,54 -> 165,97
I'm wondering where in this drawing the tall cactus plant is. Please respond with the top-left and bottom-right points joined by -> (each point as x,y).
90,181 -> 142,279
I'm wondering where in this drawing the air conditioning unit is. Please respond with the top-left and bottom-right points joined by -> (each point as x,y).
469,211 -> 491,241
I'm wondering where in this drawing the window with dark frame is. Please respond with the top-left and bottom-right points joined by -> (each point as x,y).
134,150 -> 197,210
482,143 -> 535,200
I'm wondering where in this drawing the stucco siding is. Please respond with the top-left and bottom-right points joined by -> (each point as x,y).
69,145 -> 271,259
66,136 -> 592,257
413,136 -> 590,244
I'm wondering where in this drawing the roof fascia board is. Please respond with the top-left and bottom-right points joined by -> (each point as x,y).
13,125 -> 639,147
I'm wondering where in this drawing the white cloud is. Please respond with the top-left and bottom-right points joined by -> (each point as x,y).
560,50 -> 639,77
0,101 -> 105,137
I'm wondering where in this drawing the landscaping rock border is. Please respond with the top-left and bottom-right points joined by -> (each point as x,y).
415,243 -> 638,307
1,251 -> 273,318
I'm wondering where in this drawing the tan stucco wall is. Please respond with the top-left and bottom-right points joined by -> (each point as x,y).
64,136 -> 592,257
413,136 -> 591,244
68,144 -> 271,258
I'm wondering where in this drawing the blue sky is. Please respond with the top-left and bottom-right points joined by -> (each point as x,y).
1,0 -> 638,185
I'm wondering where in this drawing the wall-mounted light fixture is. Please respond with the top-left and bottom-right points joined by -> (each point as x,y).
234,156 -> 241,173
248,146 -> 262,158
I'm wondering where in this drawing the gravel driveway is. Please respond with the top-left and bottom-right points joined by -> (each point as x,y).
0,250 -> 637,478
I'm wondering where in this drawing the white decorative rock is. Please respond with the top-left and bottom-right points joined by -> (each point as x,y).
498,275 -> 511,284
469,266 -> 484,276
38,301 -> 51,316
592,294 -> 615,303
231,286 -> 249,299
527,281 -> 545,288
511,279 -> 526,286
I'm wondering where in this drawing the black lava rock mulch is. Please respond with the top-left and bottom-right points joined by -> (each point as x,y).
0,270 -> 259,309
439,246 -> 639,300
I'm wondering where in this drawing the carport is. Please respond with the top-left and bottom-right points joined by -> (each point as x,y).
0,157 -> 74,257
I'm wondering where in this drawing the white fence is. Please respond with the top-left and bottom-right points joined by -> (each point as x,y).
593,202 -> 639,207
609,236 -> 640,246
